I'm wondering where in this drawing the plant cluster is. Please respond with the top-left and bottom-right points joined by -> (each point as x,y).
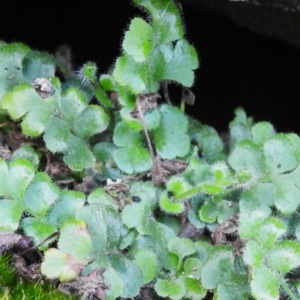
0,0 -> 300,299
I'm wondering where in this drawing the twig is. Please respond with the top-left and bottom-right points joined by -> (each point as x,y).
136,95 -> 156,162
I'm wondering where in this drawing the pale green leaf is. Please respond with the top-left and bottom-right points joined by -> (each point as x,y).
41,248 -> 85,282
201,246 -> 234,289
108,254 -> 143,298
73,105 -> 109,138
154,278 -> 185,300
264,134 -> 298,174
103,266 -> 124,300
113,55 -> 148,94
58,220 -> 94,263
12,145 -> 40,169
268,240 -> 300,274
24,172 -> 60,217
251,265 -> 279,300
63,135 -> 95,171
0,200 -> 23,232
0,43 -> 30,99
133,249 -> 157,283
243,240 -> 264,268
21,218 -> 57,250
44,117 -> 71,152
134,0 -> 183,45
22,51 -> 55,81
153,104 -> 190,159
47,190 -> 85,227
113,144 -> 152,174
168,237 -> 196,264
123,18 -> 153,62
1,84 -> 50,120
60,88 -> 87,123
251,122 -> 275,146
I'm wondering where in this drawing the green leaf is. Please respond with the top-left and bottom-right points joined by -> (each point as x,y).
199,200 -> 217,223
251,265 -> 279,300
160,39 -> 199,87
264,134 -> 298,174
113,121 -> 142,147
154,278 -> 185,300
187,209 -> 206,229
0,200 -> 23,232
108,254 -> 143,298
24,173 -> 60,218
123,18 -> 153,62
251,122 -> 275,146
200,199 -> 238,224
134,222 -> 174,270
181,276 -> 207,299
0,43 -> 30,99
184,258 -> 203,279
41,248 -> 86,282
0,159 -> 9,196
113,144 -> 152,174
47,190 -> 85,227
230,123 -> 252,149
93,142 -> 117,162
44,117 -> 71,152
73,105 -> 109,138
268,240 -> 300,274
104,206 -> 124,250
113,55 -> 148,94
239,182 -> 274,215
153,104 -> 190,159
20,218 -> 57,251
166,176 -> 191,197
129,181 -> 157,209
228,140 -> 264,175
87,188 -> 118,210
134,0 -> 184,45
287,133 -> 300,161
145,107 -> 160,130
117,85 -> 136,108
201,246 -> 234,289
63,135 -> 95,171
99,74 -> 116,91
122,201 -> 155,234
60,88 -> 87,123
22,51 -> 55,81
120,229 -> 137,250
159,191 -> 185,214
1,83 -> 50,122
133,249 -> 157,283
58,220 -> 94,263
243,240 -> 264,268
273,177 -> 300,214
103,266 -> 124,300
12,145 -> 40,169
257,217 -> 286,249
6,158 -> 36,201
76,205 -> 107,256
188,121 -> 224,162
239,210 -> 269,239
120,107 -> 143,131
168,237 -> 196,265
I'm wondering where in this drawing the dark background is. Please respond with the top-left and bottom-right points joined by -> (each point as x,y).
2,1 -> 300,133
